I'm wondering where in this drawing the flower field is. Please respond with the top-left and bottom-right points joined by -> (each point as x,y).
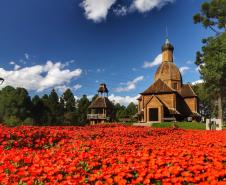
0,124 -> 225,185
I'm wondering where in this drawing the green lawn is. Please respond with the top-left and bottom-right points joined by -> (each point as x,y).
151,122 -> 206,130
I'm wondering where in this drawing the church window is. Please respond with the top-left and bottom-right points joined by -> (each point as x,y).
173,83 -> 177,90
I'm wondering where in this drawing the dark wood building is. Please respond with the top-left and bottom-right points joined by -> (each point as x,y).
87,84 -> 114,124
138,39 -> 200,123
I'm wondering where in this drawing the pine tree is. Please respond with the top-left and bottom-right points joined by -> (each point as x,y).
194,0 -> 226,122
77,95 -> 90,125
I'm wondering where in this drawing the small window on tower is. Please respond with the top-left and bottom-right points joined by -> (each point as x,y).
173,83 -> 177,90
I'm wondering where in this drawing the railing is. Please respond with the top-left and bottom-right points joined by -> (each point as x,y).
87,114 -> 107,119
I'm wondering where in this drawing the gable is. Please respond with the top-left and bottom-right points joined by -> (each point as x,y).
145,95 -> 164,108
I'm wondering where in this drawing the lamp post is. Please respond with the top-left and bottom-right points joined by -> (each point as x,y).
0,78 -> 4,85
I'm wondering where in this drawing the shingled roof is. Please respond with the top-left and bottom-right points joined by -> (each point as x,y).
88,96 -> 113,109
141,79 -> 175,95
181,84 -> 197,98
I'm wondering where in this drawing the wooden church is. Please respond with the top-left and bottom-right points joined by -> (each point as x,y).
87,84 -> 114,124
137,39 -> 200,123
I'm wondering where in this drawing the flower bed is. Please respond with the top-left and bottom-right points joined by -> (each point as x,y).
0,124 -> 225,184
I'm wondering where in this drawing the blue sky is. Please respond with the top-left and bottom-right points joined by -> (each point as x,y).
0,0 -> 212,105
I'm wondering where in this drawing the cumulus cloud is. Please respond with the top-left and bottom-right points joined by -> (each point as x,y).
179,66 -> 190,74
131,0 -> 175,13
115,76 -> 144,92
80,0 -> 176,22
14,64 -> 21,71
74,84 -> 82,91
80,0 -> 117,22
109,94 -> 139,106
113,5 -> 128,16
143,53 -> 162,68
0,61 -> 82,92
191,79 -> 204,85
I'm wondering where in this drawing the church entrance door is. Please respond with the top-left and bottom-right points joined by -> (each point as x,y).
149,108 -> 159,121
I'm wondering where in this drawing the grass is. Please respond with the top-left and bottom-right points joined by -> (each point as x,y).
151,122 -> 206,130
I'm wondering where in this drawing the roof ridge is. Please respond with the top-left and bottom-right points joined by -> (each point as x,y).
188,83 -> 197,96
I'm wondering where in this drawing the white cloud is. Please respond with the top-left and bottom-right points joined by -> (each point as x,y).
131,0 -> 175,13
64,60 -> 75,67
109,94 -> 139,106
55,85 -> 70,94
186,60 -> 193,64
115,76 -> 144,92
9,61 -> 15,65
80,0 -> 176,22
143,53 -> 162,68
80,0 -> 117,23
179,66 -> 190,74
74,84 -> 82,91
191,79 -> 204,85
113,5 -> 128,16
14,64 -> 21,71
0,61 -> 82,92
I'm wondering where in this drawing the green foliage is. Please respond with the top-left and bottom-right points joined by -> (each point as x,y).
193,0 -> 226,34
62,89 -> 76,112
3,116 -> 21,127
192,83 -> 213,117
151,122 -> 206,130
194,1 -> 226,121
77,95 -> 90,125
0,86 -> 32,126
0,85 -> 138,126
22,117 -> 35,126
126,102 -> 137,118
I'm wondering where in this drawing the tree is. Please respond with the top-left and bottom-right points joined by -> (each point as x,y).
126,102 -> 137,118
192,83 -> 212,118
194,0 -> 226,122
114,103 -> 127,120
0,86 -> 32,126
32,95 -> 45,125
48,89 -> 64,125
193,0 -> 226,34
61,89 -> 77,125
77,95 -> 90,125
195,33 -> 226,122
61,89 -> 76,112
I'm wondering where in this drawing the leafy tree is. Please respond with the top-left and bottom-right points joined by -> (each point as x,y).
114,103 -> 127,120
126,102 -> 137,118
0,86 -> 32,126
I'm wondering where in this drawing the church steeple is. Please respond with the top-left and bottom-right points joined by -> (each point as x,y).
162,38 -> 174,62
